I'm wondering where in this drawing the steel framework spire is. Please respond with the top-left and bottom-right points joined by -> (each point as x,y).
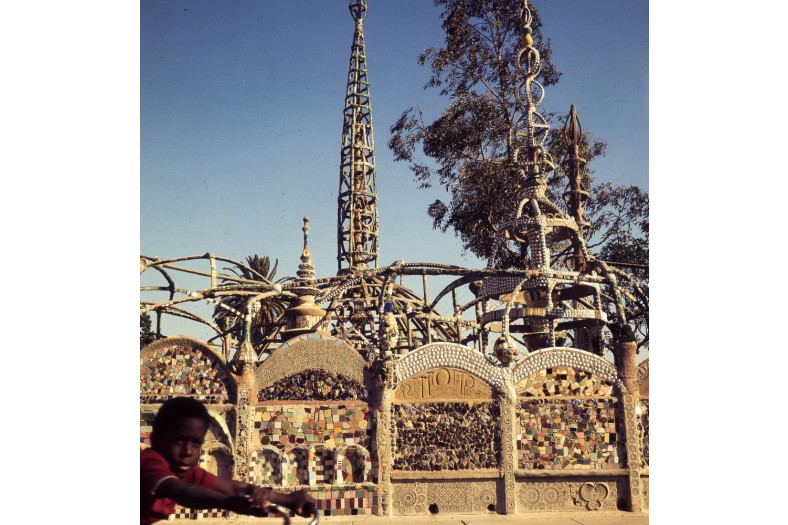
337,0 -> 379,273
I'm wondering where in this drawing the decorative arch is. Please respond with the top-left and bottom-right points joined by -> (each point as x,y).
201,442 -> 233,480
253,445 -> 283,486
312,443 -> 337,485
637,358 -> 649,396
284,446 -> 313,486
204,410 -> 233,450
394,342 -> 510,400
513,348 -> 625,471
140,336 -> 236,403
255,333 -> 367,393
337,444 -> 372,484
512,347 -> 627,395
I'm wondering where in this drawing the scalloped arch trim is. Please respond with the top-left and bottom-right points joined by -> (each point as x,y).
394,342 -> 510,399
637,358 -> 649,396
256,333 -> 366,389
512,347 -> 627,395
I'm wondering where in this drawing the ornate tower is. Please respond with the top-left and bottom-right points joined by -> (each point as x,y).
337,0 -> 379,273
483,1 -> 608,356
562,105 -> 591,273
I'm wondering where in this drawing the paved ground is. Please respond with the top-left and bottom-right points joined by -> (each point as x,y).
200,512 -> 648,525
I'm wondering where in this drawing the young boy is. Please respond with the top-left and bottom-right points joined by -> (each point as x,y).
141,397 -> 315,525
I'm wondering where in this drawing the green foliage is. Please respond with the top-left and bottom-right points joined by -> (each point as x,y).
140,312 -> 157,349
212,254 -> 287,348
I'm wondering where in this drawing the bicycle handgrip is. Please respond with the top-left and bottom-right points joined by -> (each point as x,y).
266,504 -> 291,525
266,502 -> 319,525
304,502 -> 319,525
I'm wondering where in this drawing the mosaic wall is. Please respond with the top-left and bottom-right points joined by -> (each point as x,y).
341,446 -> 368,483
392,402 -> 500,471
171,505 -> 230,520
140,410 -> 156,447
638,398 -> 649,467
517,398 -> 622,470
314,446 -> 337,485
252,448 -> 283,485
258,369 -> 368,402
310,487 -> 378,516
140,344 -> 234,403
252,403 -> 373,488
392,481 -> 497,515
516,479 -> 625,512
290,447 -> 311,485
517,366 -> 615,397
248,446 -> 377,513
254,404 -> 371,450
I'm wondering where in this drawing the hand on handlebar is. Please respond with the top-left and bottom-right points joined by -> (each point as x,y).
267,501 -> 319,525
288,489 -> 317,518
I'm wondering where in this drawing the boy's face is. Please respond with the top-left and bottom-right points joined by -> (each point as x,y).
159,417 -> 207,478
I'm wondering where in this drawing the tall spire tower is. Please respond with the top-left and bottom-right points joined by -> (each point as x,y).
337,0 -> 379,273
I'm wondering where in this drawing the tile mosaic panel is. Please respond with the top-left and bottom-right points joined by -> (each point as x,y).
140,345 -> 233,402
516,366 -> 615,397
254,404 -> 372,450
290,447 -> 311,486
341,446 -> 368,483
140,410 -> 156,447
258,369 -> 368,401
392,402 -> 500,471
309,487 -> 378,516
314,446 -> 337,485
171,505 -> 230,520
517,399 -> 622,470
252,449 -> 282,485
171,487 -> 378,519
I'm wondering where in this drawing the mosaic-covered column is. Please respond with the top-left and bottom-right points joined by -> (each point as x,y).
621,394 -> 643,512
498,387 -> 517,514
233,389 -> 251,483
614,340 -> 638,396
375,362 -> 395,516
232,345 -> 258,483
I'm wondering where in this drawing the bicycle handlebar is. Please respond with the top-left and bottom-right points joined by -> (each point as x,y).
266,502 -> 319,525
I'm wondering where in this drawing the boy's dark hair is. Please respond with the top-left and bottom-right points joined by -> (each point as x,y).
151,397 -> 211,449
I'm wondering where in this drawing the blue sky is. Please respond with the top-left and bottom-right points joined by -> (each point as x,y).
141,0 -> 648,283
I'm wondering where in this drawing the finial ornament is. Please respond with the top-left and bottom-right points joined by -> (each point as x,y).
298,216 -> 315,282
349,0 -> 366,21
302,216 -> 310,245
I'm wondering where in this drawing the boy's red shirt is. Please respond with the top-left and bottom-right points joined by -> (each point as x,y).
140,447 -> 219,525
